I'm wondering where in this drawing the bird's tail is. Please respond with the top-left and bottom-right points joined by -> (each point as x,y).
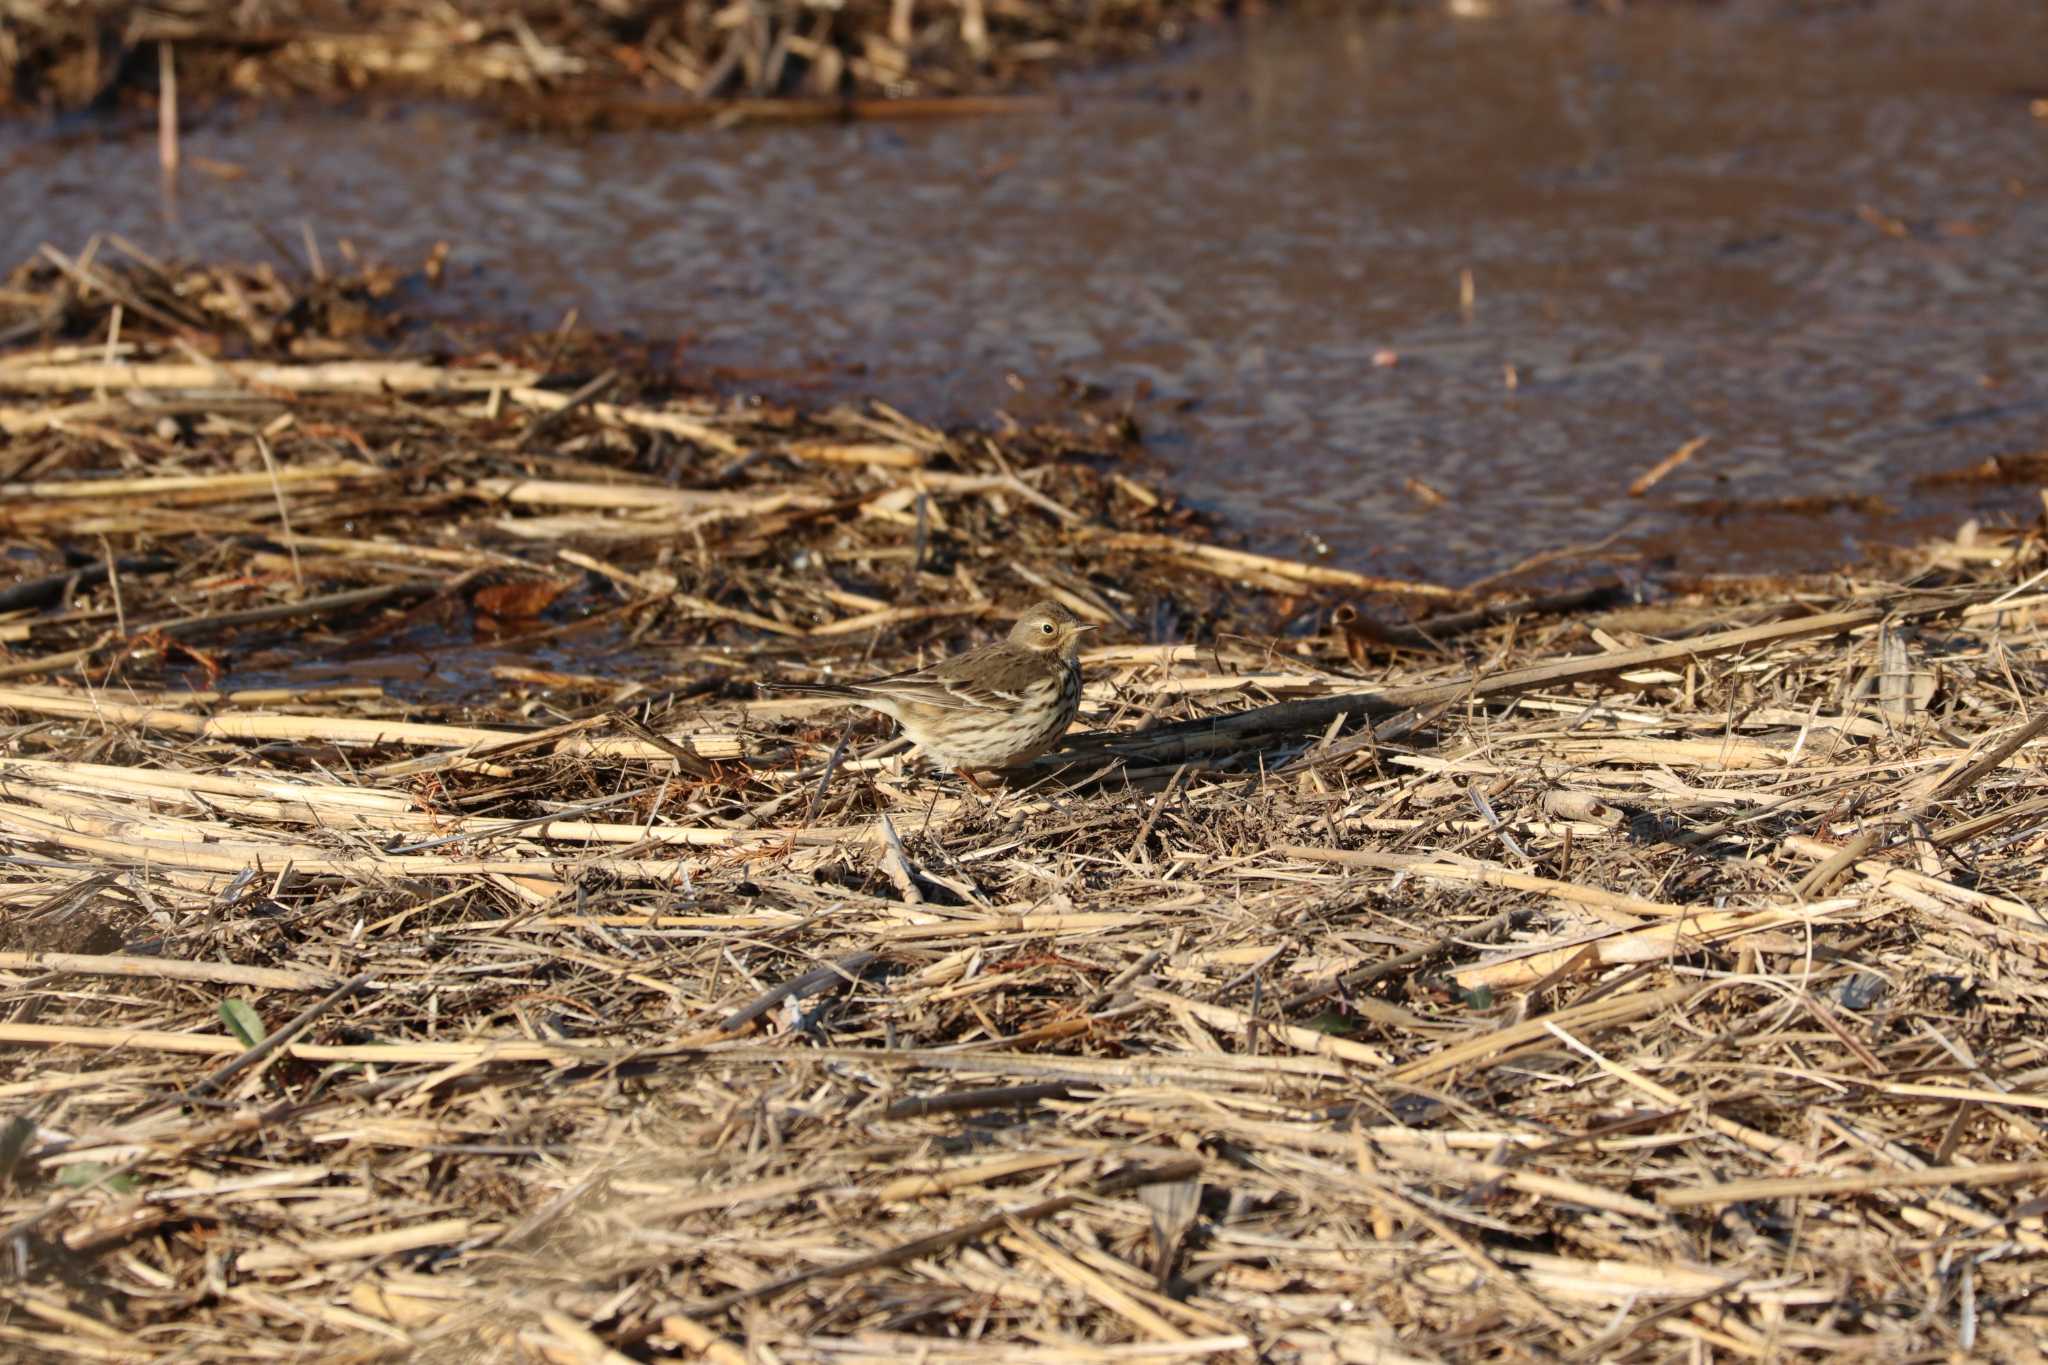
756,679 -> 861,700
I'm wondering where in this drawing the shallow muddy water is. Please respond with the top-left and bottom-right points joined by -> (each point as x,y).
5,0 -> 2047,582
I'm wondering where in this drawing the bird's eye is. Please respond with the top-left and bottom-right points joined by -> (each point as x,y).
1041,622 -> 1055,634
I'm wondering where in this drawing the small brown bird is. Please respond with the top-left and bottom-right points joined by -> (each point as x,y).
767,601 -> 1094,784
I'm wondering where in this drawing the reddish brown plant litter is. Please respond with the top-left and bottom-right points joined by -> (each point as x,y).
2,245 -> 2048,1360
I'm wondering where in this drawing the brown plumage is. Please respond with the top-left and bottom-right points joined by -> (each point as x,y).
766,601 -> 1094,782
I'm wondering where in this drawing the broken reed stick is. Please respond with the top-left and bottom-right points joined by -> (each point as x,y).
880,1082 -> 1082,1121
1389,982 -> 1698,1084
999,1222 -> 1199,1344
1628,435 -> 1710,497
720,951 -> 881,1031
1797,708 -> 2048,897
0,756 -> 416,808
1137,986 -> 1394,1066
0,556 -> 175,613
0,360 -> 537,396
682,1155 -> 1205,1315
235,1217 -> 481,1272
866,1152 -> 1090,1205
34,242 -> 201,336
1278,908 -> 1521,1013
783,439 -> 925,469
1660,1159 -> 2048,1208
260,531 -> 522,569
531,1309 -> 639,1365
0,952 -> 332,992
1035,587 -> 1988,769
1382,1148 -> 1666,1223
803,601 -> 994,639
0,687 -> 518,748
1081,530 -> 1462,598
470,475 -> 814,513
1280,847 -> 1698,921
1337,581 -> 1624,650
0,684 -> 382,709
148,579 -> 443,639
504,387 -> 747,456
1281,849 -> 1870,990
516,369 -> 619,450
682,1041 -> 1355,1087
1918,709 -> 2048,805
1348,1154 -> 1583,1343
0,804 -> 799,877
0,1022 -> 634,1065
1448,901 -> 1861,991
1931,793 -> 2048,848
157,41 -> 179,174
0,462 -> 384,502
1779,835 -> 2043,926
654,1317 -> 748,1365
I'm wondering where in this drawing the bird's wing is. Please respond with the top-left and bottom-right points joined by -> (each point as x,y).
849,647 -> 1034,711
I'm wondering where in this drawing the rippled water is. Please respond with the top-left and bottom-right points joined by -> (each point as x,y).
5,0 -> 2046,581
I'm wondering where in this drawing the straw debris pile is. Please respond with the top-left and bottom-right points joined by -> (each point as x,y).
4,0 -> 1242,114
3,245 -> 2048,1360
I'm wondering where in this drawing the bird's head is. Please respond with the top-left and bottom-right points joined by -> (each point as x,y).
1007,600 -> 1095,658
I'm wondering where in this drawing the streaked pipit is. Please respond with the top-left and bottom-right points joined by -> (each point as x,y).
766,601 -> 1093,785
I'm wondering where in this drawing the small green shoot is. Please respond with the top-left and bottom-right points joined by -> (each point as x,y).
220,998 -> 268,1048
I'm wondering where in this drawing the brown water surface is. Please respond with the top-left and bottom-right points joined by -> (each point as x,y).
5,0 -> 2046,581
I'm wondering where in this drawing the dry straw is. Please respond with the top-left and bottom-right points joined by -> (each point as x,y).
2,244 -> 2047,1359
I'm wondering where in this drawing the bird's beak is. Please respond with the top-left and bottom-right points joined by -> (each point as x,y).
1075,623 -> 1101,632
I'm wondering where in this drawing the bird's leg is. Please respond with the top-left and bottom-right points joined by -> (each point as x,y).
956,766 -> 991,794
